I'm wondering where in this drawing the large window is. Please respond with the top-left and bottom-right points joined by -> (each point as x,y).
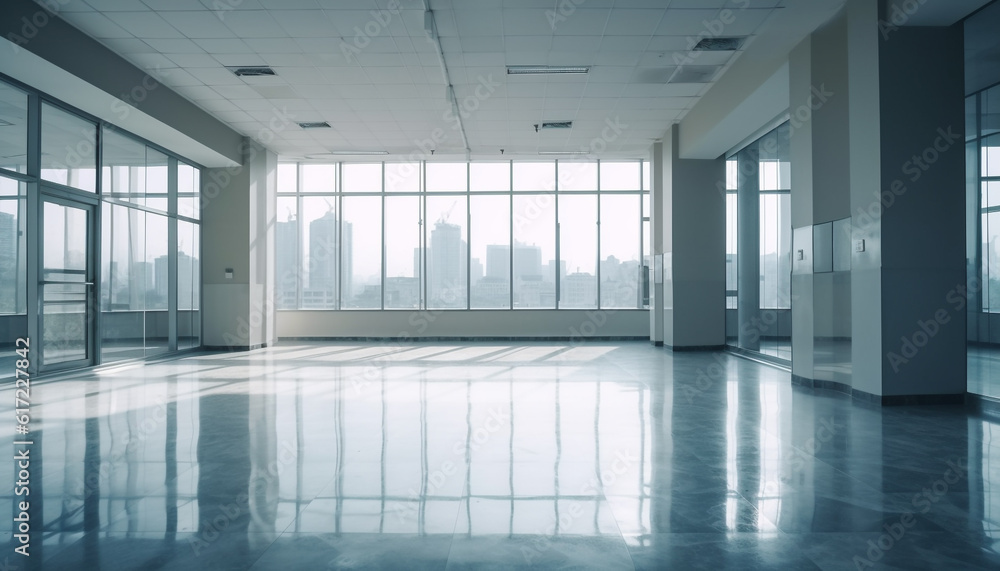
41,102 -> 97,192
0,82 -> 28,174
758,126 -> 792,311
969,85 -> 1000,324
0,75 -> 202,375
725,123 -> 792,361
276,160 -> 647,311
0,177 -> 27,315
725,159 -> 738,311
98,125 -> 200,363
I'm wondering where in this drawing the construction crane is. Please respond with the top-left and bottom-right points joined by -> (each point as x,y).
439,200 -> 457,224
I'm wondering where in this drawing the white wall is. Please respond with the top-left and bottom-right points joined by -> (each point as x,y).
277,310 -> 648,340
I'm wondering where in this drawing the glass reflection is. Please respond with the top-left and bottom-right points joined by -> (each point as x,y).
41,102 -> 97,192
727,123 -> 792,361
965,85 -> 1000,398
14,346 -> 1000,568
0,80 -> 28,174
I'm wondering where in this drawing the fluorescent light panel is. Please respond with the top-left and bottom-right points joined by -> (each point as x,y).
320,151 -> 389,156
507,65 -> 590,75
538,151 -> 589,155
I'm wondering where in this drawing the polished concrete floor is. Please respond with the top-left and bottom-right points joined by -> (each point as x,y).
969,345 -> 1000,400
1,342 -> 999,570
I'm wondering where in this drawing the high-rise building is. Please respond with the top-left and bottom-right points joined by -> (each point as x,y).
486,244 -> 510,280
275,216 -> 298,308
512,242 -> 541,281
0,212 -> 17,313
306,210 -> 352,307
429,221 -> 466,306
470,258 -> 483,285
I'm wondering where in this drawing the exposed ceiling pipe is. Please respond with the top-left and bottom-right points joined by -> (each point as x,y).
422,1 -> 471,159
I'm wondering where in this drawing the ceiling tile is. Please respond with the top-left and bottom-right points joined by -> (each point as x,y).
167,52 -> 222,67
604,8 -> 664,36
501,9 -> 556,36
656,9 -> 719,35
141,0 -> 209,9
61,12 -> 133,38
186,66 -> 245,85
270,10 -> 335,37
85,0 -> 147,10
142,37 -> 204,53
193,38 -> 255,53
159,11 -> 236,38
104,11 -> 185,38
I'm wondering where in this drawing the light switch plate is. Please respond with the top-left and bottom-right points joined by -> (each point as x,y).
855,239 -> 865,253
796,249 -> 804,261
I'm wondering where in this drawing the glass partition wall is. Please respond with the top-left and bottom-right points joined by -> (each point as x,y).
0,74 -> 201,377
276,160 -> 648,312
725,123 -> 792,362
967,84 -> 1000,399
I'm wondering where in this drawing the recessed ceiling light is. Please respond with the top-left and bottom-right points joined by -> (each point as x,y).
538,151 -> 589,155
297,121 -> 331,129
315,151 -> 389,156
226,66 -> 276,77
507,65 -> 590,75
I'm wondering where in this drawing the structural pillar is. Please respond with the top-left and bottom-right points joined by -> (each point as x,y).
658,124 -> 726,350
201,138 -> 277,350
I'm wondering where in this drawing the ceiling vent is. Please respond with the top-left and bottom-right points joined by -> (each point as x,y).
669,66 -> 721,84
298,121 -> 331,129
227,66 -> 276,77
692,37 -> 746,51
632,67 -> 678,84
539,121 -> 573,130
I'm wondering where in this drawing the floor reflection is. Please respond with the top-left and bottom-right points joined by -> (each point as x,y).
0,342 -> 997,569
969,344 -> 1000,399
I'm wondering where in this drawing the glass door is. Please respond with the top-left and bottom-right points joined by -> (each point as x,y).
39,195 -> 96,371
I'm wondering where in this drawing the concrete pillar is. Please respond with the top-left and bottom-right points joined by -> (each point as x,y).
736,146 -> 761,351
791,0 -> 966,402
659,124 -> 726,349
790,35 -> 816,384
874,21 -> 966,399
649,142 -> 665,346
202,139 -> 277,350
790,11 -> 854,390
